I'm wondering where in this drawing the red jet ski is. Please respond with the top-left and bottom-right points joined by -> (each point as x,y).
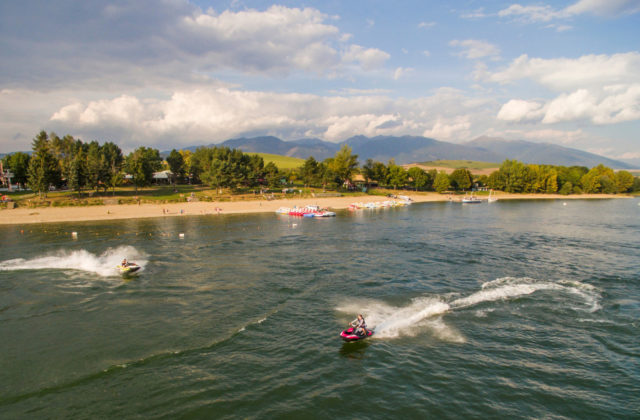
340,327 -> 374,342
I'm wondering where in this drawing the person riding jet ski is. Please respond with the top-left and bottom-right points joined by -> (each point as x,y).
349,314 -> 368,336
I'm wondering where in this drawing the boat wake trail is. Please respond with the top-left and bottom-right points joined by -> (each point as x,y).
336,277 -> 600,341
0,246 -> 147,277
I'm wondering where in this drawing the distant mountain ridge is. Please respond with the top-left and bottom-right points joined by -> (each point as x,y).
466,136 -> 631,169
161,135 -> 632,169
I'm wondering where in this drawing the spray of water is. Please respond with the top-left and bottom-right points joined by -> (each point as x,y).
337,277 -> 600,341
0,246 -> 147,277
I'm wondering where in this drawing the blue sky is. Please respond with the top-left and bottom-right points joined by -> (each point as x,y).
1,0 -> 639,163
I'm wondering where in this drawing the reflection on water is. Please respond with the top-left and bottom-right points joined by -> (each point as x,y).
339,341 -> 370,359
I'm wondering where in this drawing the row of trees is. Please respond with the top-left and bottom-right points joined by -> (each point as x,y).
3,132 -> 638,197
486,160 -> 636,194
3,131 -> 165,198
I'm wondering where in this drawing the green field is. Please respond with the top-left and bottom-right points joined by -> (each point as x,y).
253,153 -> 304,170
418,160 -> 499,169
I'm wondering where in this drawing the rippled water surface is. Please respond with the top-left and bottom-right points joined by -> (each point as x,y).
1,199 -> 639,418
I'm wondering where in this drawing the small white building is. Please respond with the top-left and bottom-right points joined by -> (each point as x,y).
153,170 -> 173,184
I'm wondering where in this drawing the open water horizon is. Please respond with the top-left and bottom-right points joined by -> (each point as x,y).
1,198 -> 639,418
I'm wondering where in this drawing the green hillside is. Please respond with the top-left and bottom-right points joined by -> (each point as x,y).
419,160 -> 499,169
253,153 -> 304,170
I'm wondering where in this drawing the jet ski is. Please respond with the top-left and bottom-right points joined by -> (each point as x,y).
340,327 -> 374,342
117,263 -> 141,274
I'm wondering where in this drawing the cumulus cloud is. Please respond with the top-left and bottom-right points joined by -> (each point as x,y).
449,39 -> 500,60
543,85 -> 640,124
45,86 -> 493,147
489,52 -> 640,126
487,52 -> 640,91
0,2 -> 390,88
497,99 -> 545,122
342,45 -> 390,70
423,116 -> 471,139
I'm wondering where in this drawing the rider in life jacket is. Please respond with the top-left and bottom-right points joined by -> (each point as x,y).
349,314 -> 368,336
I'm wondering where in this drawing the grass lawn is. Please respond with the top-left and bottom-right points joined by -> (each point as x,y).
252,153 -> 304,170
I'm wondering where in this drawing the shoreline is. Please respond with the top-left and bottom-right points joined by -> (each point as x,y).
0,193 -> 629,226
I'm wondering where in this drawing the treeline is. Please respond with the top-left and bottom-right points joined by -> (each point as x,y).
3,131 -> 638,197
4,131 -> 127,197
485,160 -> 637,194
3,131 -> 165,197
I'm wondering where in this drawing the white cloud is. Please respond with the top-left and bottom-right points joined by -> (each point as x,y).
486,52 -> 640,91
422,50 -> 431,57
460,8 -> 488,19
449,39 -> 500,60
565,0 -> 640,17
543,85 -> 640,124
342,45 -> 390,70
423,116 -> 471,139
498,4 -> 562,22
497,0 -> 640,26
393,67 -> 413,80
0,3 -> 391,90
618,151 -> 640,159
495,128 -> 585,144
418,21 -> 436,28
489,53 -> 640,126
497,99 -> 545,122
51,95 -> 147,126
45,86 -> 494,147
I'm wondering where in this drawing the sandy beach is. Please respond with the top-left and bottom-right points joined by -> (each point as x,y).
0,192 -> 626,225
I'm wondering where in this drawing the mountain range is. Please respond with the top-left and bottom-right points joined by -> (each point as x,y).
172,135 -> 633,169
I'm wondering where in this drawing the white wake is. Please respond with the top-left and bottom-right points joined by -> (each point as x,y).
337,277 -> 600,341
0,246 -> 147,277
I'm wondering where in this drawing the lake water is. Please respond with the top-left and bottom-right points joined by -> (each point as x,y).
1,199 -> 639,418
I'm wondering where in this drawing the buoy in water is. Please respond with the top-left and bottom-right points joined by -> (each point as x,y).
563,202 -> 567,206
71,232 -> 78,239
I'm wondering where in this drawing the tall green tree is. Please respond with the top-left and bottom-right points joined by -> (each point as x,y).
66,140 -> 87,195
361,159 -> 375,188
449,168 -> 473,191
85,141 -> 106,191
407,167 -> 429,191
300,156 -> 320,187
166,149 -> 184,183
580,164 -> 615,193
433,171 -> 450,193
101,142 -> 123,195
371,161 -> 389,187
27,131 -> 59,198
3,152 -> 30,188
386,161 -> 408,190
263,161 -> 281,189
125,147 -> 162,191
499,160 -> 530,193
327,145 -> 358,187
614,170 -> 634,193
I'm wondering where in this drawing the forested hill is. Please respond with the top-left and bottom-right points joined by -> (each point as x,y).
165,135 -> 631,168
